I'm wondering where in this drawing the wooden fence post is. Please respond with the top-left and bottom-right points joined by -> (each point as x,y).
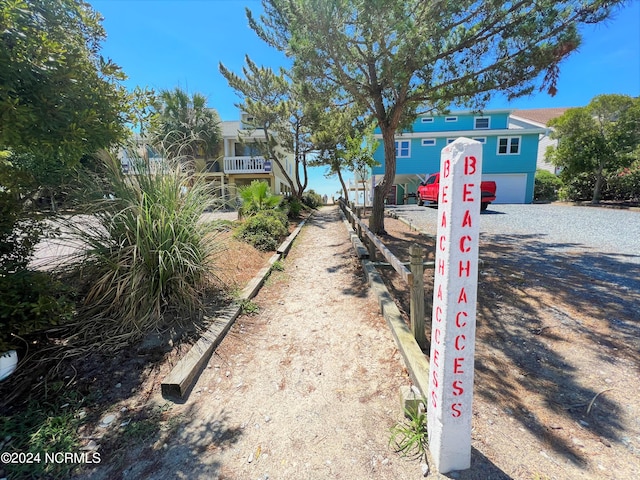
367,237 -> 377,261
409,244 -> 427,349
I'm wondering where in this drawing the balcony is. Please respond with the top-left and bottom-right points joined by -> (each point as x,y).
224,156 -> 272,174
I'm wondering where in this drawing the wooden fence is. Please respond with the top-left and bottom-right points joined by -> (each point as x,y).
339,200 -> 430,349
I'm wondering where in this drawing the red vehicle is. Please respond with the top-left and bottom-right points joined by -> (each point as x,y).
416,173 -> 497,211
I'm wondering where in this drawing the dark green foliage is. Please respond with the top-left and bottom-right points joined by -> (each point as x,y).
281,196 -> 304,218
0,270 -> 74,351
534,170 -> 563,202
235,210 -> 289,251
0,384 -> 84,479
558,173 -> 597,202
302,190 -> 323,209
605,163 -> 640,202
0,0 -> 127,162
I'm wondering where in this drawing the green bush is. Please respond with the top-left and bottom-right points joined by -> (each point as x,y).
0,270 -> 74,351
239,180 -> 281,216
302,190 -> 323,209
558,172 -> 596,202
281,196 -> 303,218
235,209 -> 289,251
68,152 -> 224,350
534,170 -> 563,202
605,164 -> 640,201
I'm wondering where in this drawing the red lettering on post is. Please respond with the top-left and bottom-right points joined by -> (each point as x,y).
458,260 -> 471,277
457,287 -> 468,304
456,311 -> 468,327
443,159 -> 450,178
438,259 -> 445,275
459,235 -> 471,253
462,210 -> 473,227
454,357 -> 465,374
442,185 -> 449,204
431,390 -> 438,408
439,234 -> 446,251
455,334 -> 466,351
462,183 -> 475,202
464,156 -> 477,175
435,328 -> 441,345
451,403 -> 462,417
433,348 -> 440,367
435,306 -> 443,322
432,370 -> 439,388
437,283 -> 443,301
440,210 -> 447,228
452,380 -> 464,396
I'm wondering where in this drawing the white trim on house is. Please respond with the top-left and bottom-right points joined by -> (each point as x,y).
382,127 -> 546,141
395,139 -> 411,158
497,136 -> 521,155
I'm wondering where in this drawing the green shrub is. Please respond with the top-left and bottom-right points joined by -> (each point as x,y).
281,196 -> 303,218
605,164 -> 640,201
68,152 -> 224,350
239,180 -> 281,216
302,190 -> 323,209
0,270 -> 74,351
235,209 -> 289,251
534,170 -> 563,202
558,172 -> 596,201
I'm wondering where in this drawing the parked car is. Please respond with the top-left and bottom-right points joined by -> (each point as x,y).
416,173 -> 497,211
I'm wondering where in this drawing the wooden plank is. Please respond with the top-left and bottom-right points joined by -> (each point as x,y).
277,217 -> 309,255
161,304 -> 241,398
342,203 -> 413,284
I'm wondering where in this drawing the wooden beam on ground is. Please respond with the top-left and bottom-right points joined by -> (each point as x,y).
161,304 -> 241,398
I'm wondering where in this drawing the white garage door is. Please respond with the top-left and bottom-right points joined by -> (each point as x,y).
482,174 -> 527,204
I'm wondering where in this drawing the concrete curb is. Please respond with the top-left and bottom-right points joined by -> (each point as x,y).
338,209 -> 430,397
161,215 -> 310,399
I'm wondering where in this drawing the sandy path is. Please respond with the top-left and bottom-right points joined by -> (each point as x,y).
135,206 -> 421,479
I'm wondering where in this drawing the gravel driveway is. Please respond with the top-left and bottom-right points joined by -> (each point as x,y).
388,203 -> 640,292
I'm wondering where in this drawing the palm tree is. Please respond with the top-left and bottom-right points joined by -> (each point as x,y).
150,87 -> 222,165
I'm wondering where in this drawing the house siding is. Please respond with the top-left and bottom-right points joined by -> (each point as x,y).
372,110 -> 544,204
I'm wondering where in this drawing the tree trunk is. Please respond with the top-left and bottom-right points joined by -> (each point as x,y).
368,125 -> 397,234
592,159 -> 606,204
337,168 -> 349,202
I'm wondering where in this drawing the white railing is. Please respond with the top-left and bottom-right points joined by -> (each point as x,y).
223,156 -> 269,174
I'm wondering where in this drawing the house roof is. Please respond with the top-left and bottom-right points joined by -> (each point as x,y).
511,108 -> 571,127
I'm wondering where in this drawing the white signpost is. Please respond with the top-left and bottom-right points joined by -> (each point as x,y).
427,138 -> 482,473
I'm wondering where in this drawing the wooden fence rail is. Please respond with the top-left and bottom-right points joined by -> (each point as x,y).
339,201 -> 428,349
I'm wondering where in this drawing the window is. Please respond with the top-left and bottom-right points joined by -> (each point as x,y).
497,136 -> 521,155
472,137 -> 486,144
445,116 -> 458,122
446,138 -> 456,144
421,138 -> 436,147
474,117 -> 490,129
395,140 -> 411,158
421,117 -> 434,123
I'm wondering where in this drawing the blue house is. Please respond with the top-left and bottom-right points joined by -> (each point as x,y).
371,110 -> 547,205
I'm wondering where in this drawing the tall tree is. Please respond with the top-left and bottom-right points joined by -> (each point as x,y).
248,0 -> 627,233
219,57 -> 313,199
547,94 -> 640,203
0,0 -> 127,161
150,87 -> 222,164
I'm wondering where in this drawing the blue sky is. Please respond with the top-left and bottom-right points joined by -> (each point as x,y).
90,0 -> 640,197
